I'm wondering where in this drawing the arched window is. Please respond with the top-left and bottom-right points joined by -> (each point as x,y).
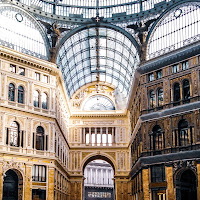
178,119 -> 189,146
10,121 -> 19,147
183,80 -> 190,104
152,125 -> 163,151
34,91 -> 39,107
173,83 -> 180,106
149,90 -> 155,109
18,86 -> 24,104
8,83 -> 15,101
42,93 -> 48,109
157,88 -> 163,107
36,126 -> 44,150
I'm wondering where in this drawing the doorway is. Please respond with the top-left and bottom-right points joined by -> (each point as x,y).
176,169 -> 197,200
3,169 -> 20,200
84,159 -> 114,200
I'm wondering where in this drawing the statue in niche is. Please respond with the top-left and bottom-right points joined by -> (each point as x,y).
127,17 -> 158,62
38,20 -> 70,62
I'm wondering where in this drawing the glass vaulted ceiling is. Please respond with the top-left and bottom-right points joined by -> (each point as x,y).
57,27 -> 139,98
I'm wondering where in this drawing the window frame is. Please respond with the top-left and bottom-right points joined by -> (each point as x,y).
35,72 -> 40,81
18,86 -> 24,104
149,90 -> 156,109
172,64 -> 179,73
148,73 -> 154,82
10,64 -> 16,73
8,83 -> 15,102
182,61 -> 189,70
18,67 -> 25,76
36,126 -> 45,151
34,90 -> 40,107
156,70 -> 162,79
32,165 -> 46,182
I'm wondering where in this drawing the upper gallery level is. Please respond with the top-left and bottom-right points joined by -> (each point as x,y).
128,52 -> 200,172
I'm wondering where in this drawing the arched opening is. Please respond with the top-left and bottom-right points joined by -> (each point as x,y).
178,119 -> 189,146
83,156 -> 115,200
152,125 -> 163,152
36,126 -> 45,151
3,169 -> 23,200
176,169 -> 197,200
182,80 -> 190,104
173,83 -> 181,106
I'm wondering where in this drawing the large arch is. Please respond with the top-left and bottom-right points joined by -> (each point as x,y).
56,23 -> 140,98
146,0 -> 200,60
3,169 -> 23,200
82,153 -> 117,174
0,3 -> 50,60
174,168 -> 197,200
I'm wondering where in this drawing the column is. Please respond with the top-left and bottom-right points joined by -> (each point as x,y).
85,168 -> 87,184
90,168 -> 92,184
101,169 -> 103,185
142,168 -> 150,200
112,128 -> 115,144
106,128 -> 108,145
197,163 -> 200,200
24,164 -> 32,200
95,168 -> 97,185
0,163 -> 3,200
165,165 -> 175,200
89,128 -> 92,144
100,128 -> 103,146
48,167 -> 55,199
95,128 -> 97,145
83,128 -> 85,144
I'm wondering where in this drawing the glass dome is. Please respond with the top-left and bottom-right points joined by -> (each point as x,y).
0,4 -> 48,60
18,0 -> 173,19
147,2 -> 200,60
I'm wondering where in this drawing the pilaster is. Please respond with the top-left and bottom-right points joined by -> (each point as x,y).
165,166 -> 175,200
24,164 -> 32,200
48,167 -> 55,200
142,168 -> 150,200
0,163 -> 3,200
197,164 -> 200,200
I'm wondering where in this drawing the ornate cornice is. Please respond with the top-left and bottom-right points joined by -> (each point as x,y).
139,41 -> 200,74
71,110 -> 128,118
0,45 -> 56,73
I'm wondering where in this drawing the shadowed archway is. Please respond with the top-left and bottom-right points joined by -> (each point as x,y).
3,169 -> 23,200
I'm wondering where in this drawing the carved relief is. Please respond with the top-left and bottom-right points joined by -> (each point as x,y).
82,152 -> 92,160
105,152 -> 116,160
173,160 -> 197,174
83,121 -> 114,125
192,70 -> 198,96
2,161 -> 25,176
71,84 -> 114,109
163,79 -> 170,104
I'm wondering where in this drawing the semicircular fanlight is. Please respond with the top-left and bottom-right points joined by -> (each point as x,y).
83,95 -> 115,111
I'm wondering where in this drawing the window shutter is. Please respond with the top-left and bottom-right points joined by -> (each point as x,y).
46,135 -> 48,151
33,132 -> 35,149
18,130 -> 20,147
21,131 -> 24,147
6,128 -> 9,145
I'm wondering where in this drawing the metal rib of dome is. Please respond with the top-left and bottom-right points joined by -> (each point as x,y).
17,0 -> 173,19
57,26 -> 139,98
